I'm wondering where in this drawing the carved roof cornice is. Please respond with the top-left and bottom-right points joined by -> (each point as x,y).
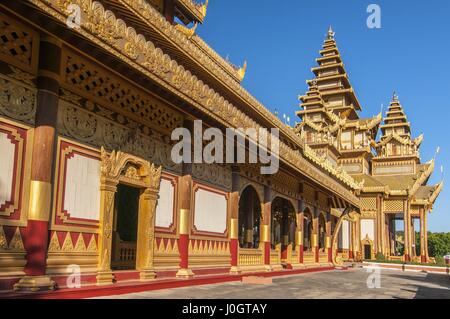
343,113 -> 382,131
428,181 -> 443,204
303,145 -> 363,190
176,0 -> 208,24
28,0 -> 361,205
115,0 -> 243,83
373,131 -> 413,147
409,159 -> 435,197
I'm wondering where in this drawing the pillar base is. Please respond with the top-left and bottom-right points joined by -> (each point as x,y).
139,269 -> 157,281
176,268 -> 194,279
290,263 -> 305,270
96,270 -> 115,286
13,275 -> 55,292
262,265 -> 272,272
229,266 -> 241,275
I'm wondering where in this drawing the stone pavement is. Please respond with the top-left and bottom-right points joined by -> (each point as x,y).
95,268 -> 450,299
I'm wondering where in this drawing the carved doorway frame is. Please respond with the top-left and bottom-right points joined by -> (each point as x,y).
361,235 -> 374,260
96,147 -> 162,285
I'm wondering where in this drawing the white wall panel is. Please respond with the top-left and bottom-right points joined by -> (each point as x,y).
340,220 -> 350,249
63,154 -> 100,220
194,189 -> 227,234
155,178 -> 174,228
0,132 -> 14,207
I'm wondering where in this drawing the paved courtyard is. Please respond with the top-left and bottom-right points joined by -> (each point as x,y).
99,268 -> 450,299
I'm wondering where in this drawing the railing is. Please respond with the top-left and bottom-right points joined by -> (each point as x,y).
319,251 -> 328,263
303,250 -> 316,264
270,247 -> 281,265
112,234 -> 137,269
238,248 -> 264,267
388,255 -> 405,262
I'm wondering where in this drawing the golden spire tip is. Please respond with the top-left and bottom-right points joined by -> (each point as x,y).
327,25 -> 335,40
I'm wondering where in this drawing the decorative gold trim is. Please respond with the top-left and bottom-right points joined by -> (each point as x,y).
28,181 -> 52,221
179,209 -> 190,235
261,224 -> 270,243
0,118 -> 33,226
230,218 -> 238,239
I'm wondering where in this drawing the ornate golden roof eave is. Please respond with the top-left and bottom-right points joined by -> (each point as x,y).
306,73 -> 349,85
361,185 -> 390,194
176,0 -> 208,24
414,133 -> 424,147
409,159 -> 435,197
311,62 -> 344,73
303,145 -> 363,190
375,131 -> 412,148
343,113 -> 382,130
175,22 -> 198,39
237,61 -> 247,81
380,122 -> 412,129
29,0 -> 362,205
429,181 -> 443,204
116,0 -> 243,83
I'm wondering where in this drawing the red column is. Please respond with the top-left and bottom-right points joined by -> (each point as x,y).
298,200 -> 305,265
313,206 -> 319,263
14,35 -> 61,292
262,186 -> 271,270
229,166 -> 240,273
176,175 -> 193,278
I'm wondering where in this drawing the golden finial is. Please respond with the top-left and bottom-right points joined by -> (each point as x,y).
392,91 -> 399,102
327,25 -> 335,40
238,60 -> 247,81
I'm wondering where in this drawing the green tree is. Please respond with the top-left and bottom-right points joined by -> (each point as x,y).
427,232 -> 450,258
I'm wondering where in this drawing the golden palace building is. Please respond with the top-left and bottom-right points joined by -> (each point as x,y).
0,1 -> 442,292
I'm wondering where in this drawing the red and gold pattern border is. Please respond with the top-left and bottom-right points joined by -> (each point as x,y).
0,117 -> 32,227
190,182 -> 229,240
51,137 -> 100,233
154,172 -> 179,236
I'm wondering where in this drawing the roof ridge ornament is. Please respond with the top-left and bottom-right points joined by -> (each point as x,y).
327,25 -> 335,40
198,0 -> 209,17
237,60 -> 247,81
392,91 -> 399,102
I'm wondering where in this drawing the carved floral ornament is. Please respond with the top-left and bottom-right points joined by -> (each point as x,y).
32,0 -> 360,205
100,146 -> 162,191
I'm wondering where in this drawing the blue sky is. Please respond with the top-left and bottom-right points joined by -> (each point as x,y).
196,0 -> 449,232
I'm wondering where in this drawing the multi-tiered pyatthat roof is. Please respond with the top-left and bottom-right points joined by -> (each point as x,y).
295,27 -> 381,172
371,92 -> 423,161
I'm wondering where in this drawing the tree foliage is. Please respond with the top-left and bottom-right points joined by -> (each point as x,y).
427,232 -> 450,258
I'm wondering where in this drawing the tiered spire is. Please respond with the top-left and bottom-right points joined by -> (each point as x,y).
305,26 -> 361,120
372,92 -> 423,159
380,92 -> 411,138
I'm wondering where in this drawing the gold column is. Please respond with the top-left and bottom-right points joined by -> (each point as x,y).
403,200 -> 411,260
136,189 -> 158,281
96,179 -> 117,285
424,209 -> 429,261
